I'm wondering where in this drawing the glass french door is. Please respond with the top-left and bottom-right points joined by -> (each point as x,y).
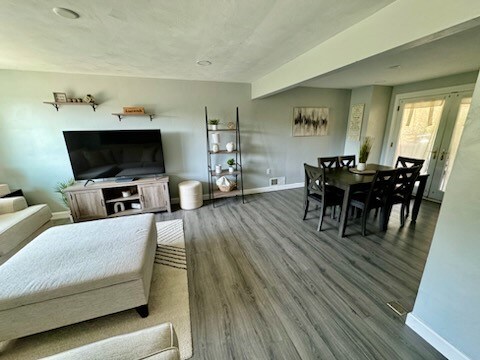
392,91 -> 472,202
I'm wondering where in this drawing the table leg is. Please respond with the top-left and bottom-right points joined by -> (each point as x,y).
339,185 -> 352,237
412,176 -> 428,222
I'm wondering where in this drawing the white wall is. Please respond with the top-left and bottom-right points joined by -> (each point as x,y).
407,72 -> 480,359
0,70 -> 350,211
344,85 -> 392,163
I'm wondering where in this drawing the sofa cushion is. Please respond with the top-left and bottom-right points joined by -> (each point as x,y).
0,213 -> 156,311
0,204 -> 51,256
0,197 -> 28,214
0,184 -> 10,197
41,323 -> 179,360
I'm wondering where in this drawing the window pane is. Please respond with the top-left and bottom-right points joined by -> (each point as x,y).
394,100 -> 445,173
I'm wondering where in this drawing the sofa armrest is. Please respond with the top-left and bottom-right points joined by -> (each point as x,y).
41,323 -> 180,360
0,197 -> 28,215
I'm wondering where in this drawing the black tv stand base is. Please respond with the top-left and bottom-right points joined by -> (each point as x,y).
115,177 -> 137,183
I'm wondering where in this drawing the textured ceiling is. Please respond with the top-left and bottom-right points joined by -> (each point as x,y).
0,0 -> 395,82
301,25 -> 480,89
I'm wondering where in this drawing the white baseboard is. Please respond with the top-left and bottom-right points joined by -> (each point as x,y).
243,182 -> 304,195
51,211 -> 72,220
170,182 -> 304,204
406,313 -> 471,360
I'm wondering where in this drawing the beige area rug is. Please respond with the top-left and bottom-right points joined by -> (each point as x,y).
0,220 -> 192,360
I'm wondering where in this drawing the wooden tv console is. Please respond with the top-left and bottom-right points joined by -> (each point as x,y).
64,177 -> 171,222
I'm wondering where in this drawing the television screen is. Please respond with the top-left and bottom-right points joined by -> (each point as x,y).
63,130 -> 165,180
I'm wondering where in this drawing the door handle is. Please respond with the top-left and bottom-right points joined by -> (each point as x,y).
431,149 -> 438,160
440,149 -> 447,161
140,194 -> 145,203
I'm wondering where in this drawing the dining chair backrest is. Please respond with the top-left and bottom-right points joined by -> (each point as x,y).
391,166 -> 421,199
365,169 -> 398,209
395,156 -> 425,169
318,156 -> 339,169
304,163 -> 326,197
338,155 -> 356,168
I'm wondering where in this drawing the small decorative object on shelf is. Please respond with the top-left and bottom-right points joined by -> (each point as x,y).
113,202 -> 126,213
208,119 -> 220,130
123,106 -> 145,114
53,92 -> 67,103
226,142 -> 235,152
121,190 -> 131,198
216,176 -> 236,192
227,159 -> 235,173
357,136 -> 373,171
83,94 -> 95,103
205,106 -> 244,206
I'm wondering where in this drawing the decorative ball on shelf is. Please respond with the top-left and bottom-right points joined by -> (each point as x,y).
77,98 -> 83,103
227,121 -> 235,129
83,94 -> 95,103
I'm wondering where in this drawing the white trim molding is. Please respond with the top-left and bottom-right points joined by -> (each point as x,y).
171,182 -> 304,204
406,313 -> 471,360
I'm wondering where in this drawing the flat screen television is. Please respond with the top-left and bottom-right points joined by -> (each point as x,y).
63,130 -> 165,180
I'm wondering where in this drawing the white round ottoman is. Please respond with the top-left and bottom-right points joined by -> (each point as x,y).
178,180 -> 203,210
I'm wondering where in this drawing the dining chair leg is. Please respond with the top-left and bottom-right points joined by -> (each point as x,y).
361,208 -> 368,236
303,200 -> 310,220
400,203 -> 406,227
317,204 -> 326,231
381,205 -> 392,231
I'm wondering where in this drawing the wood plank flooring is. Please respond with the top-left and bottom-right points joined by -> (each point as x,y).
156,188 -> 444,359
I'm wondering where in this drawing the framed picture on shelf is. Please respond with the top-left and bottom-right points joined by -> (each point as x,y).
292,107 -> 329,137
53,92 -> 67,103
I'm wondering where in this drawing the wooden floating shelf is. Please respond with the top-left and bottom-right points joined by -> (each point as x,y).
44,101 -> 98,111
112,113 -> 155,121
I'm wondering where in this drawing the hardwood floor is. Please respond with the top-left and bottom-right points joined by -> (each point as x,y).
156,188 -> 444,359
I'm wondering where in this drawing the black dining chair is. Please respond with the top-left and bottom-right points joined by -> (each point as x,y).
349,169 -> 397,236
387,166 -> 421,226
338,155 -> 356,168
303,163 -> 343,231
318,156 -> 339,169
395,156 -> 425,169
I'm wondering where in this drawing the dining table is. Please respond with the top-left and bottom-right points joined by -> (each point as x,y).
324,164 -> 429,237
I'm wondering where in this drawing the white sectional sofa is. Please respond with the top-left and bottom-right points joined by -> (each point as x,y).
0,187 -> 52,265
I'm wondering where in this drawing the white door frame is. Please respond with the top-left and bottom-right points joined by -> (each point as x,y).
380,83 -> 475,166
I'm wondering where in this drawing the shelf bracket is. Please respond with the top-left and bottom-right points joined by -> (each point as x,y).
148,114 -> 154,121
116,115 -> 123,122
50,103 -> 59,111
90,103 -> 97,112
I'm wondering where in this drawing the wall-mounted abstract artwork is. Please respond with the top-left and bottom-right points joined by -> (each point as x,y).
292,107 -> 329,137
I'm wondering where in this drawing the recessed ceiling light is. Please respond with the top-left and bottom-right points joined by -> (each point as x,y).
53,7 -> 80,19
196,60 -> 212,66
388,64 -> 401,69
